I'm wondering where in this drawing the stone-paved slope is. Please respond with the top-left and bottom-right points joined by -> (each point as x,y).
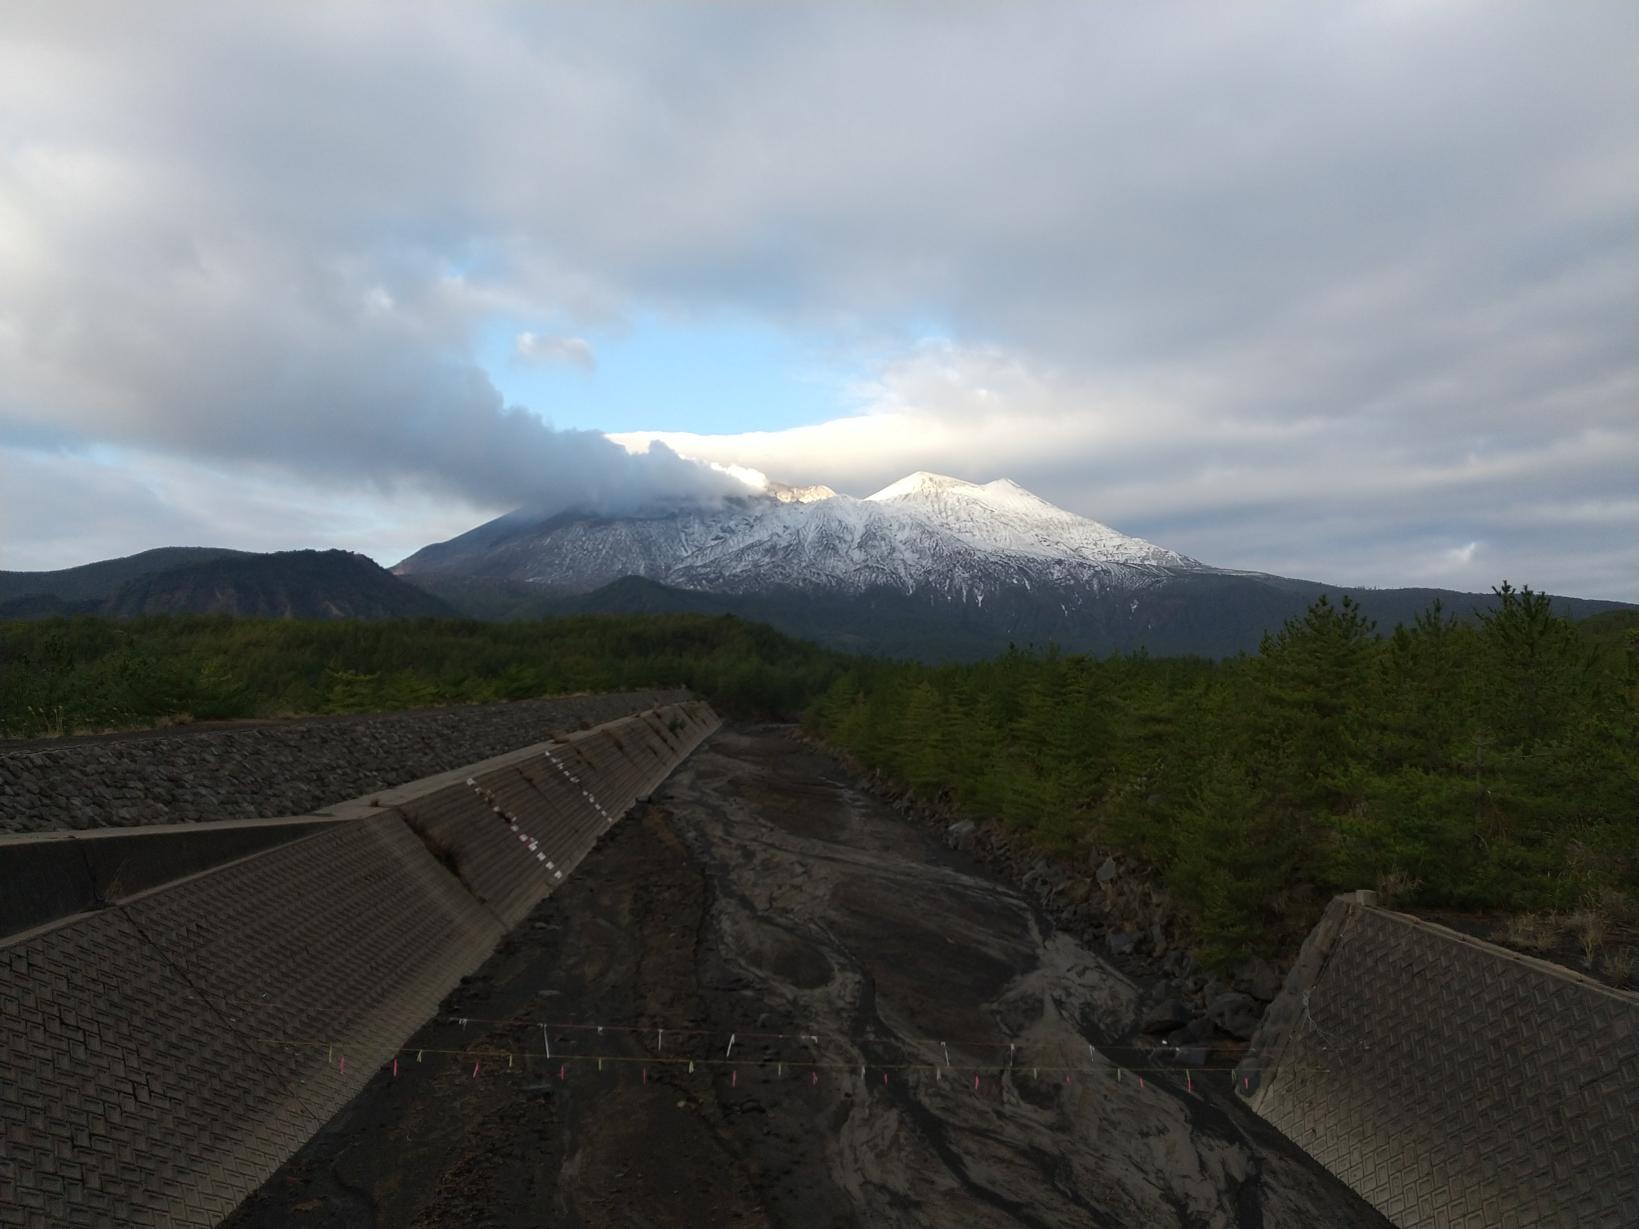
0,690 -> 685,833
0,701 -> 718,1229
1239,898 -> 1639,1229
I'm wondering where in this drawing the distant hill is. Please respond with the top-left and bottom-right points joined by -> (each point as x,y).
398,573 -> 581,621
1,550 -> 453,621
0,547 -> 251,605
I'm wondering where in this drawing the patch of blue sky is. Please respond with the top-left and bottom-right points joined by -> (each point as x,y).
475,311 -> 875,435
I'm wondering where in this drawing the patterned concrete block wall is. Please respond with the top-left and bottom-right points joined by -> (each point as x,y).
0,689 -> 690,834
396,700 -> 716,930
1238,897 -> 1639,1229
0,699 -> 719,1228
0,817 -> 501,1229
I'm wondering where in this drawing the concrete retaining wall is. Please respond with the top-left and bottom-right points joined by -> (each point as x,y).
393,702 -> 718,931
0,698 -> 719,1228
0,819 -> 334,940
0,690 -> 688,833
1238,895 -> 1639,1229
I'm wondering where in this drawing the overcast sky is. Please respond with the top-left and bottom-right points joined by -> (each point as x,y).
2,2 -> 1635,599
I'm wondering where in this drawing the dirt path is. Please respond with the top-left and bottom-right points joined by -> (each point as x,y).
225,725 -> 1387,1229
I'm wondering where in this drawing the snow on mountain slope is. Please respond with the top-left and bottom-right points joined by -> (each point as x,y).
398,503 -> 730,589
864,472 -> 1198,568
668,493 -> 976,594
766,481 -> 839,504
396,471 -> 1208,598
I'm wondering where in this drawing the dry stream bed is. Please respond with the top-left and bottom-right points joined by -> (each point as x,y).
225,725 -> 1388,1229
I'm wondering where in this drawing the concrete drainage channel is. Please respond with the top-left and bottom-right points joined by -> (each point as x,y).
0,699 -> 719,1229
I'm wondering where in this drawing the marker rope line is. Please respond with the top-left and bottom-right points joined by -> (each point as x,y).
232,1016 -> 1275,1071
212,1002 -> 1327,1069
210,1003 -> 1239,1053
248,1036 -> 1319,1078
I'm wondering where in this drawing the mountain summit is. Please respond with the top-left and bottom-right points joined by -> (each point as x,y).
863,472 -> 1195,569
395,471 -> 1201,598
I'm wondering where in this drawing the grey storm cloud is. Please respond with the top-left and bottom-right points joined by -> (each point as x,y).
0,1 -> 1634,592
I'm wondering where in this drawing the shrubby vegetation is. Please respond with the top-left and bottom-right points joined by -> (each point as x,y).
806,587 -> 1639,963
4,591 -> 1634,963
0,613 -> 840,734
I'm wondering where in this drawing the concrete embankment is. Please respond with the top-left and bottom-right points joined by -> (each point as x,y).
1239,893 -> 1639,1229
0,698 -> 718,1229
0,689 -> 689,833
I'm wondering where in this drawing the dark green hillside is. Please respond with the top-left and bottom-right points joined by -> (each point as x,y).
411,567 -> 1633,662
0,611 -> 840,737
0,548 -> 445,621
551,580 -> 1015,660
102,550 -> 453,619
396,573 -> 580,621
1578,608 -> 1639,672
806,584 -> 1639,962
0,546 -> 250,604
0,593 -> 101,619
409,575 -> 1013,660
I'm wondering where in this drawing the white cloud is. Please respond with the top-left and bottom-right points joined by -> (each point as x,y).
1446,542 -> 1481,568
513,332 -> 595,370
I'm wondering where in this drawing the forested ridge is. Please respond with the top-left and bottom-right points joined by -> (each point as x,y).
806,587 -> 1639,962
3,590 -> 1634,963
0,613 -> 838,734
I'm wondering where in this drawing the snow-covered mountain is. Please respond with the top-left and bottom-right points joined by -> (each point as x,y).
396,470 -> 1633,659
396,471 -> 1207,603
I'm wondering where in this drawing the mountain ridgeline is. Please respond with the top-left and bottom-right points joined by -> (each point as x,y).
0,549 -> 451,621
396,471 -> 1630,658
7,472 -> 1630,655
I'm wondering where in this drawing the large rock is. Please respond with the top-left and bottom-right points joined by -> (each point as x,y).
1231,956 -> 1284,1003
1141,999 -> 1193,1035
1096,856 -> 1120,885
1166,1016 -> 1217,1046
1206,991 -> 1263,1040
1106,930 -> 1138,957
